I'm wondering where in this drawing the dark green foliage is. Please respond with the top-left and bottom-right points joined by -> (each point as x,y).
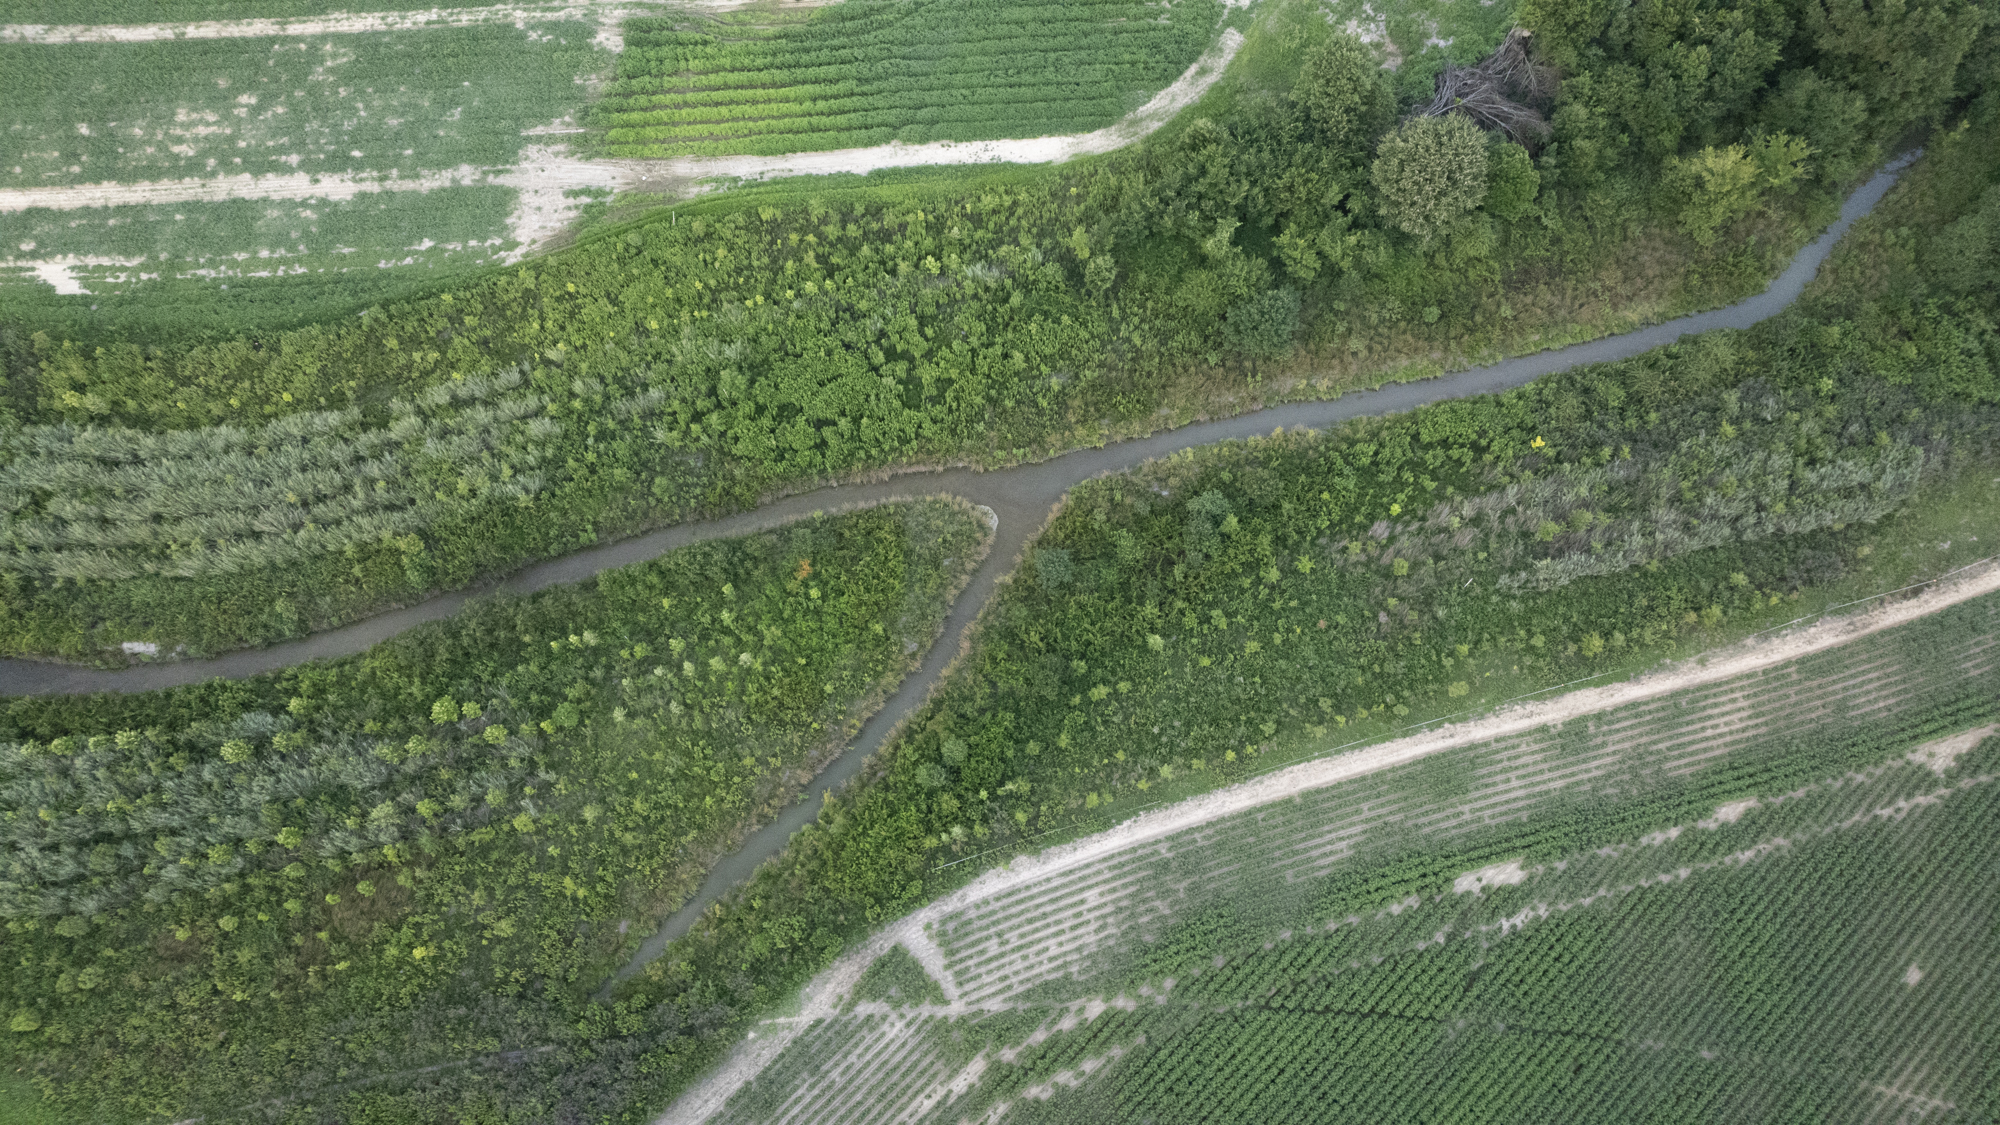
1223,285 -> 1301,358
603,139 -> 2000,1124
1924,183 -> 2000,295
1483,141 -> 1541,221
0,500 -> 983,1123
11,0 -> 1988,658
1798,0 -> 1987,144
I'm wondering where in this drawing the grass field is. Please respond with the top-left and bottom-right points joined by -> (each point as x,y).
595,0 -> 1226,157
0,1074 -> 57,1125
705,590 -> 2000,1123
0,21 -> 604,317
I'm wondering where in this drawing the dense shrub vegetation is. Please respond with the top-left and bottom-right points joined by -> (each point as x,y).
0,0 -> 1995,1120
10,0 -> 1986,659
600,105 -> 2000,1119
596,0 -> 1223,157
0,499 -> 985,1122
697,595 -> 2000,1121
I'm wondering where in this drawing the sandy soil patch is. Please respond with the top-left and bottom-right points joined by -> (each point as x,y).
1453,858 -> 1528,895
0,165 -> 494,213
1,253 -> 147,295
658,556 -> 2000,1124
1905,724 -> 1994,775
0,148 -> 623,267
1699,797 -> 1761,828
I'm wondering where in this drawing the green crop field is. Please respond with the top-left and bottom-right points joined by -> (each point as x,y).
0,21 -> 604,322
0,27 -> 597,188
705,592 -> 2000,1123
595,0 -> 1226,158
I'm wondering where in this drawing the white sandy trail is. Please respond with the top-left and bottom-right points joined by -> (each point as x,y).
0,165 -> 500,213
656,556 -> 2000,1124
0,147 -> 623,266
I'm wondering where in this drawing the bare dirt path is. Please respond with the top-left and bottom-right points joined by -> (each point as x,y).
658,551 -> 2000,1124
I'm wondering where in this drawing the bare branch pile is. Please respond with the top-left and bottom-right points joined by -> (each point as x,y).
1412,30 -> 1558,146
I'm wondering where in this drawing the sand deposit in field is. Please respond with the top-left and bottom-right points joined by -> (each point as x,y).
1906,724 -> 1994,775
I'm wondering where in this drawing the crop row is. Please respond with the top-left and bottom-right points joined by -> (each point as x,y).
0,23 -> 600,187
612,37 -> 1196,90
714,696 -> 2000,1123
593,0 -> 1219,156
598,80 -> 1156,128
604,99 -> 1138,144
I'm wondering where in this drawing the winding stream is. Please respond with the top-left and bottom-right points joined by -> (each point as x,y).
0,156 -> 1914,984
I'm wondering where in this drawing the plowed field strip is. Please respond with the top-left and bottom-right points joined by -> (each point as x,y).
2,2 -> 656,44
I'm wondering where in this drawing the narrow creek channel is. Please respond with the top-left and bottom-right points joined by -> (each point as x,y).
0,156 -> 1915,993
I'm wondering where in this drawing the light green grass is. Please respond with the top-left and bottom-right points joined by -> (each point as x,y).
0,23 -> 602,328
0,184 -> 515,291
0,1074 -> 58,1125
1148,0 -> 1338,144
0,24 -> 602,188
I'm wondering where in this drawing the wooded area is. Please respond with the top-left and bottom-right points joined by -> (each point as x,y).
2,0 -> 1996,1119
10,0 -> 1988,660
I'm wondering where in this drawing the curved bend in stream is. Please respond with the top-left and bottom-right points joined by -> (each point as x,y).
0,157 -> 1915,979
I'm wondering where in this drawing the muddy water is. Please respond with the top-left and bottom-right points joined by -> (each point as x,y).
0,157 -> 1914,984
